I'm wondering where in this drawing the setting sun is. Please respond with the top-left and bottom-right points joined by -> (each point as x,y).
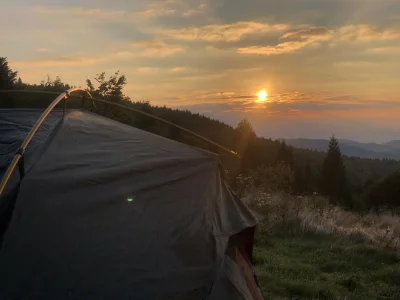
257,89 -> 268,102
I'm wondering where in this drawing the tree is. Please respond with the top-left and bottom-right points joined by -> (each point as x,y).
86,71 -> 130,102
304,163 -> 315,193
363,172 -> 400,209
236,163 -> 294,196
132,100 -> 156,130
0,57 -> 18,89
274,141 -> 294,168
319,136 -> 351,206
293,166 -> 306,195
235,119 -> 260,171
236,119 -> 256,145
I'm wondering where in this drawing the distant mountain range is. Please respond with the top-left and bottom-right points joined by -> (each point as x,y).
285,139 -> 400,160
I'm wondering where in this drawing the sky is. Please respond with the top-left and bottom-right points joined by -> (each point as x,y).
1,0 -> 400,142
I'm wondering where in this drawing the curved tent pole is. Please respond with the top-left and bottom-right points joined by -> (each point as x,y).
0,88 -> 94,197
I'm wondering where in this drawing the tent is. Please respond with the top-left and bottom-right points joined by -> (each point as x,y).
0,107 -> 263,299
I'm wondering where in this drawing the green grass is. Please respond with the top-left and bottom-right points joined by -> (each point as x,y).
254,233 -> 400,300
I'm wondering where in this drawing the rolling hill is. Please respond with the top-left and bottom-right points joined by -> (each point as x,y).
285,138 -> 400,160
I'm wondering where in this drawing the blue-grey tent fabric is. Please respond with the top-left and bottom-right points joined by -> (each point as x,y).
0,109 -> 258,300
0,109 -> 63,244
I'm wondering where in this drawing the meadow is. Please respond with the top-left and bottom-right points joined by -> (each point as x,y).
246,192 -> 400,299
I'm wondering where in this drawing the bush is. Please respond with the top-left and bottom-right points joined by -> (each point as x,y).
236,163 -> 294,197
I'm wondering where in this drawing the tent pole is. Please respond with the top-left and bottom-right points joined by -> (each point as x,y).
0,88 -> 94,197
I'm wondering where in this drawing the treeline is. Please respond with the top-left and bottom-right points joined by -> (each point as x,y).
1,57 -> 400,211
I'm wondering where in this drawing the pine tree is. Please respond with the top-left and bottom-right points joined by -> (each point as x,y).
304,163 -> 315,193
293,166 -> 306,195
235,119 -> 259,172
319,136 -> 351,206
0,57 -> 18,90
274,141 -> 294,168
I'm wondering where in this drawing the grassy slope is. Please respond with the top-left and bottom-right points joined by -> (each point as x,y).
254,234 -> 400,300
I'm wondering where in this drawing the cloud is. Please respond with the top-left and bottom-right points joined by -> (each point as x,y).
365,46 -> 400,55
237,23 -> 400,56
138,7 -> 176,18
136,67 -> 161,73
339,24 -> 400,42
135,66 -> 187,74
160,21 -> 288,42
322,95 -> 357,102
35,48 -> 50,53
136,0 -> 207,18
238,41 -> 309,55
333,61 -> 378,68
238,26 -> 333,56
281,27 -> 334,42
131,40 -> 184,56
169,67 -> 187,72
33,6 -> 127,21
11,56 -> 106,68
182,4 -> 207,17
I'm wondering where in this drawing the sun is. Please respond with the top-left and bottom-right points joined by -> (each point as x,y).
257,89 -> 268,102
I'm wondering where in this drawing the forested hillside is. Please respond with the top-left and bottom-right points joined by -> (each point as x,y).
286,138 -> 400,160
1,57 -> 400,210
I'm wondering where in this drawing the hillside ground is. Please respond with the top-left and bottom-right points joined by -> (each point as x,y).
249,193 -> 400,300
254,233 -> 400,300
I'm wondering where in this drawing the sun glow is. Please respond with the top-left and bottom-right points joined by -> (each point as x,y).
257,89 -> 268,102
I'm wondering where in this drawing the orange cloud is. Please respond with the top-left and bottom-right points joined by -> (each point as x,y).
339,24 -> 400,42
136,67 -> 161,73
237,24 -> 400,56
161,21 -> 288,42
333,61 -> 378,68
35,48 -> 50,53
33,6 -> 126,20
131,40 -> 184,56
365,46 -> 400,55
238,26 -> 333,55
169,67 -> 186,72
138,8 -> 176,18
11,56 -> 106,68
281,26 -> 333,42
238,40 -> 309,55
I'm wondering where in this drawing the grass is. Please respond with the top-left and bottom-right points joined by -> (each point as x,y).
245,192 -> 400,251
254,233 -> 400,300
244,191 -> 400,299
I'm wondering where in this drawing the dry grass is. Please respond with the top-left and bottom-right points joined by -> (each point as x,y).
243,190 -> 400,252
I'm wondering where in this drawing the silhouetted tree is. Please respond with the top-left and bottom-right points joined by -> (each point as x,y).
364,172 -> 400,209
169,121 -> 182,142
319,136 -> 351,206
15,77 -> 23,88
293,167 -> 306,195
304,163 -> 315,193
132,100 -> 156,130
235,119 -> 261,172
275,141 -> 294,168
38,75 -> 71,92
86,71 -> 130,102
0,57 -> 18,90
